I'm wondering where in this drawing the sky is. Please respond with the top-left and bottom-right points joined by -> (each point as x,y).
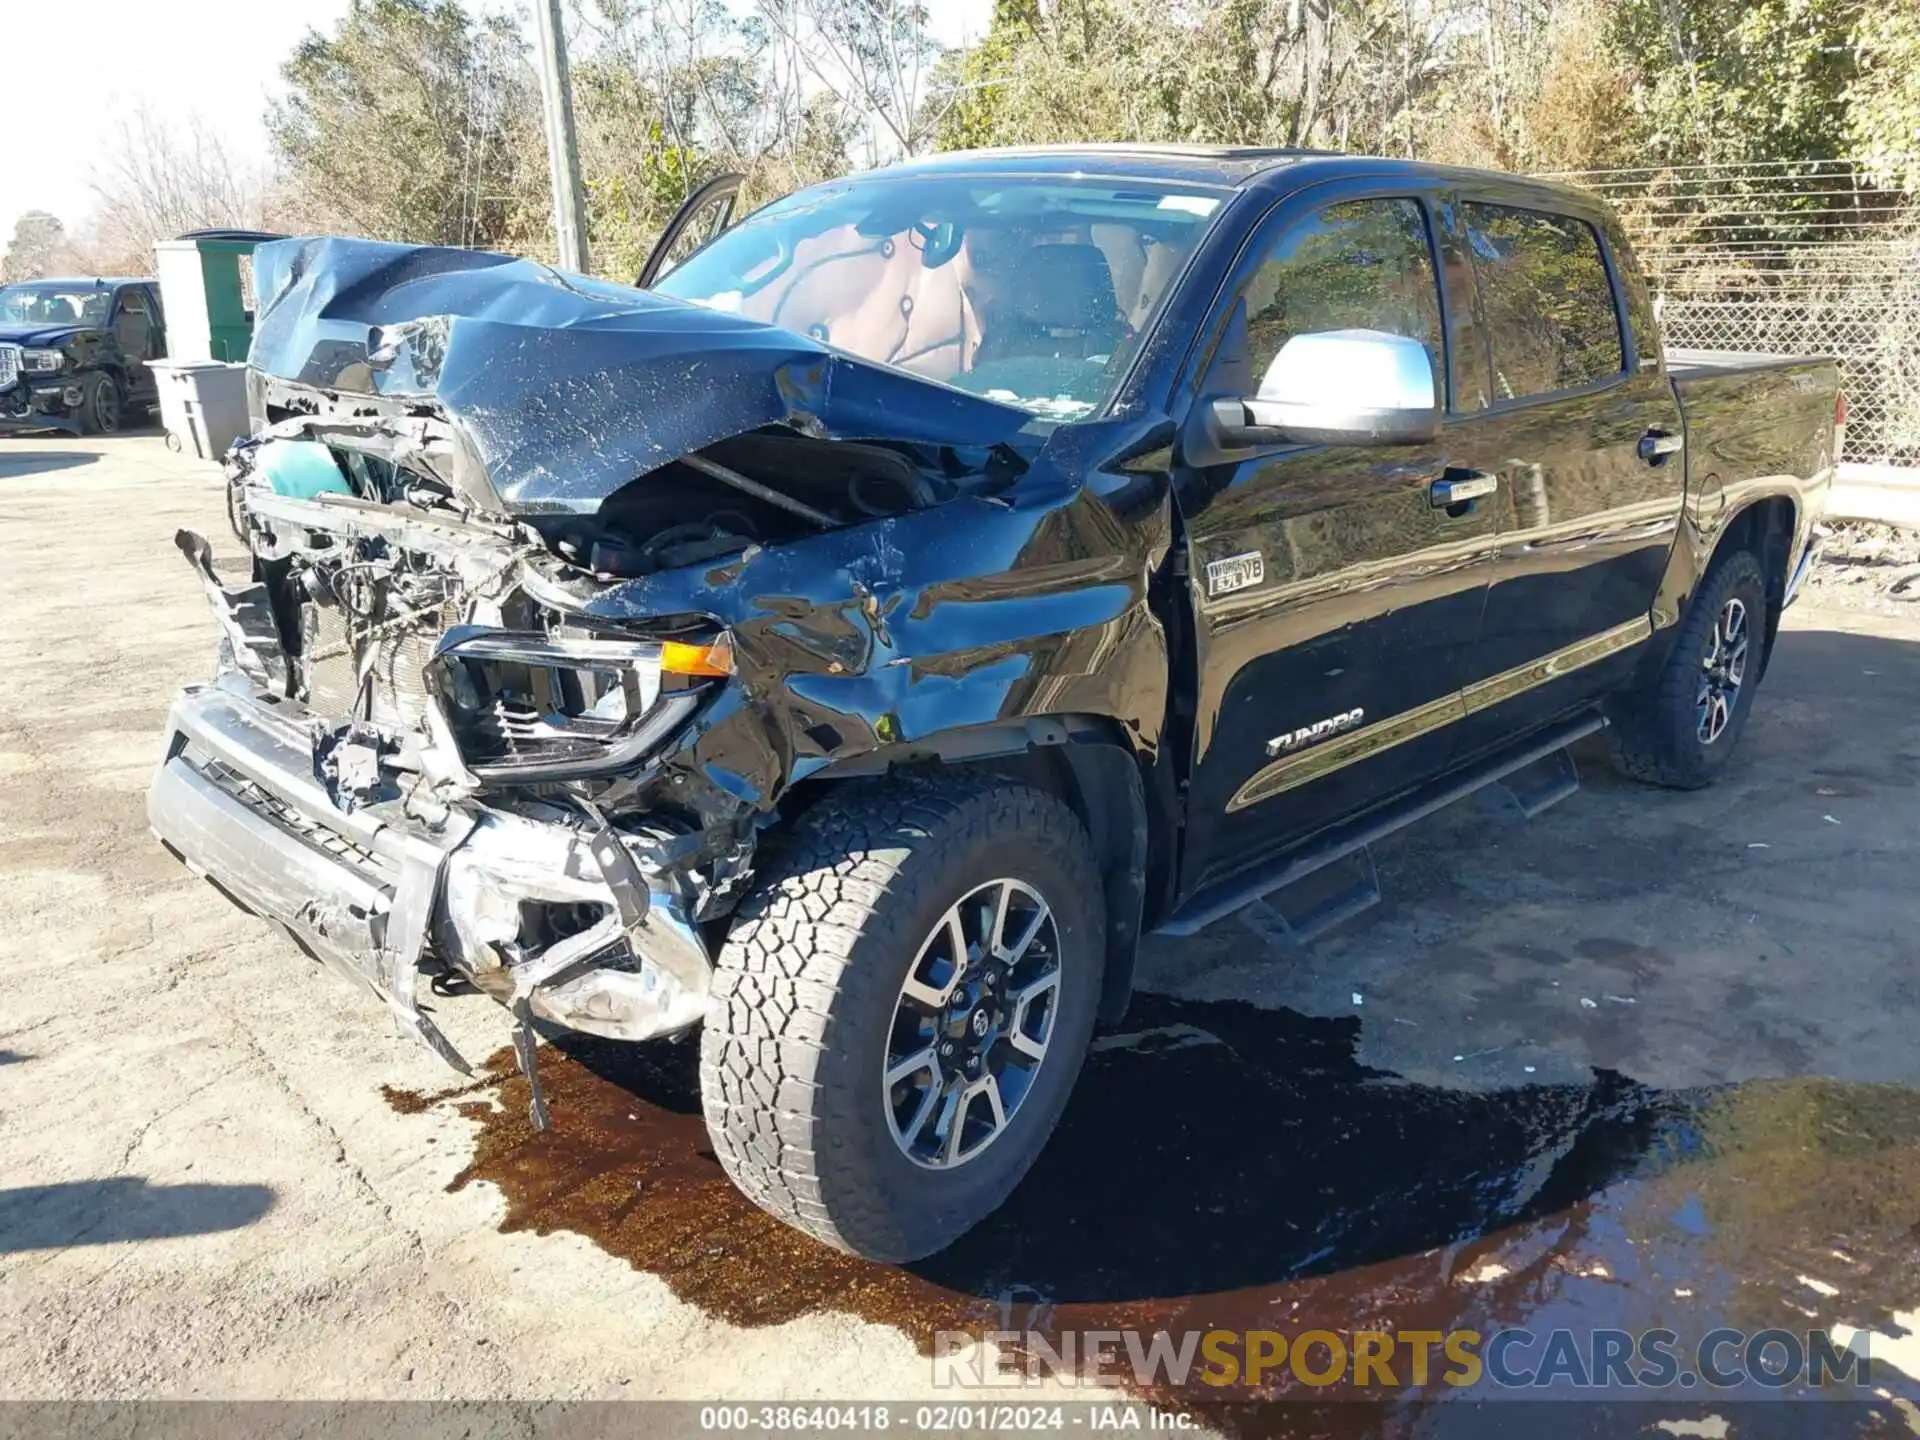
0,0 -> 993,254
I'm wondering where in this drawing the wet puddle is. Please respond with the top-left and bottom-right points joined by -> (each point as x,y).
389,994 -> 1920,1432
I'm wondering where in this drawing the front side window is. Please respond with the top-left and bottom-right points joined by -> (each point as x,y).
1241,198 -> 1445,395
653,174 -> 1228,423
1462,203 -> 1624,399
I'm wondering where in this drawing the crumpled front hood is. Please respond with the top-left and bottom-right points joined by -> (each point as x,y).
0,325 -> 87,348
248,236 -> 1038,514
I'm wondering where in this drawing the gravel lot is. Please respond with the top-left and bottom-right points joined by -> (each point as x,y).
4,434 -> 1919,1430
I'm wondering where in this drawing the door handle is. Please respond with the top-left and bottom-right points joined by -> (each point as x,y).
1430,468 -> 1498,509
1638,429 -> 1683,465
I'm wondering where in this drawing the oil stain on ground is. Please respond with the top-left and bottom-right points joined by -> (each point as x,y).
388,993 -> 1920,1430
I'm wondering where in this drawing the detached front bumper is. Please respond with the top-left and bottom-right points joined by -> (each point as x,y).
147,681 -> 713,1070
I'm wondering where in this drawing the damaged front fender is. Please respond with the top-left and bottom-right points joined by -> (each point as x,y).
581,419 -> 1179,828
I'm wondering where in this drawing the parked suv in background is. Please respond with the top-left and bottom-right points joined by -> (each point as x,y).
149,146 -> 1838,1262
0,277 -> 166,434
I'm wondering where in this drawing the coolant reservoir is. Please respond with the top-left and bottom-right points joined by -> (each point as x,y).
254,438 -> 354,499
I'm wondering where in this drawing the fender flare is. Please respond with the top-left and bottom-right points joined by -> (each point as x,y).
803,715 -> 1151,1026
1640,484 -> 1805,690
1714,489 -> 1803,681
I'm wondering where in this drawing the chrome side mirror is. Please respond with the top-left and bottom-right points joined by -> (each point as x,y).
1216,329 -> 1441,448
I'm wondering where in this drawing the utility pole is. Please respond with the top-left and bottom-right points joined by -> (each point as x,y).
532,0 -> 590,274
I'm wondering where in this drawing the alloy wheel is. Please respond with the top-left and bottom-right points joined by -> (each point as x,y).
1696,595 -> 1750,745
92,378 -> 120,434
883,878 -> 1061,1170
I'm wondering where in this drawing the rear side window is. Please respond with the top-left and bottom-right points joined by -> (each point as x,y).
1462,203 -> 1623,400
1241,198 -> 1444,395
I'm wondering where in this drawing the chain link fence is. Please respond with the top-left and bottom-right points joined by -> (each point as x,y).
1545,159 -> 1920,473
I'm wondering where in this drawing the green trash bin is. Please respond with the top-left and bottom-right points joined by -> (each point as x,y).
154,233 -> 270,364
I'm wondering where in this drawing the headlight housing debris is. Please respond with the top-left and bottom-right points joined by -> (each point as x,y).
426,628 -> 730,783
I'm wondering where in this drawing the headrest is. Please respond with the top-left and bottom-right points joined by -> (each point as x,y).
1006,243 -> 1120,334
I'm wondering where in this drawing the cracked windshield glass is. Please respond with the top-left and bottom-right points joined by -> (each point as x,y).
652,175 -> 1225,422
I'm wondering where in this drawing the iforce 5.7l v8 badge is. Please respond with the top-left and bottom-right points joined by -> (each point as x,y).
1205,551 -> 1264,597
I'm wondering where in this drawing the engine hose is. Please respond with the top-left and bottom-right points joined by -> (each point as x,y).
680,452 -> 838,529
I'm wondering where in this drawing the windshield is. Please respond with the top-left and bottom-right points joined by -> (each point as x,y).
652,173 -> 1227,422
0,283 -> 112,328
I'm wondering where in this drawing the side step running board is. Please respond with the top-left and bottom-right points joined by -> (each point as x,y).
1480,743 -> 1584,820
1238,847 -> 1382,952
1155,711 -> 1607,938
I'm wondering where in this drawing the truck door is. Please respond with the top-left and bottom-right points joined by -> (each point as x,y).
111,287 -> 160,404
1442,198 -> 1687,753
1171,188 -> 1504,900
637,173 -> 745,288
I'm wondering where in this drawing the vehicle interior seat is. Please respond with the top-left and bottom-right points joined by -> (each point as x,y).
114,297 -> 152,357
972,241 -> 1127,366
737,227 -> 980,383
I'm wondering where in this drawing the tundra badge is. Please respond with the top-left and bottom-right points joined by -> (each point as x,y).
1206,551 -> 1265,597
1267,709 -> 1366,756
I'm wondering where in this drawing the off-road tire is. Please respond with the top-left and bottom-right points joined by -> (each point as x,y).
1607,548 -> 1768,789
77,373 -> 121,436
699,772 -> 1105,1261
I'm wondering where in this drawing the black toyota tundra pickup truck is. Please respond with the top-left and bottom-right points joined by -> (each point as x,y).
148,146 -> 1838,1261
0,276 -> 165,433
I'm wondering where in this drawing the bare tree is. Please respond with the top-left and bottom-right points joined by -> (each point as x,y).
755,0 -> 940,163
88,105 -> 267,262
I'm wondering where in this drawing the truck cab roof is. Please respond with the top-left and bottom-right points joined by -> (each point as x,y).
870,145 -> 1611,216
8,277 -> 154,288
877,143 -> 1338,186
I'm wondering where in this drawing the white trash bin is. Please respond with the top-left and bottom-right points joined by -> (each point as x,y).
149,359 -> 250,461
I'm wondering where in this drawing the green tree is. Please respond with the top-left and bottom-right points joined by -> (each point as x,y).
930,0 -> 1484,159
1417,0 -> 1638,173
268,0 -> 541,249
1,211 -> 70,281
1606,0 -> 1864,168
929,0 -> 1040,151
551,0 -> 859,275
560,54 -> 715,279
1847,8 -> 1920,191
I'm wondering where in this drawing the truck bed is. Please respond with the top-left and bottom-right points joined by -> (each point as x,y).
1665,347 -> 1833,383
1666,348 -> 1840,511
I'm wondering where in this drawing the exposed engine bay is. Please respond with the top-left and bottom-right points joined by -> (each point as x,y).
233,415 -> 998,727
526,430 -> 1011,578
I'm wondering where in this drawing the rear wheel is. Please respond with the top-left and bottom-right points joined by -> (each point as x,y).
699,772 -> 1105,1261
1607,549 -> 1768,789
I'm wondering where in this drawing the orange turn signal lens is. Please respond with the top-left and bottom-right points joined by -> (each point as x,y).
659,635 -> 734,677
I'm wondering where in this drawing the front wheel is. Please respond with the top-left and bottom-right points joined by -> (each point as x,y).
699,773 -> 1105,1261
1607,548 -> 1768,789
76,373 -> 121,436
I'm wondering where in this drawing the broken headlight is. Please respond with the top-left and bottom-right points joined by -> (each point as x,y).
426,628 -> 730,783
20,348 -> 65,373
